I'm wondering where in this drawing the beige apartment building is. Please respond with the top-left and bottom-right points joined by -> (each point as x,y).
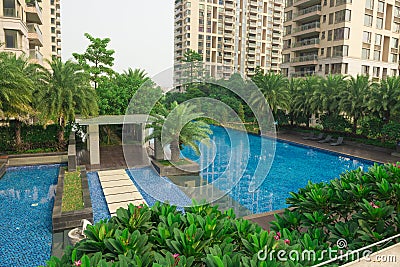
174,0 -> 285,84
281,0 -> 400,79
0,0 -> 61,67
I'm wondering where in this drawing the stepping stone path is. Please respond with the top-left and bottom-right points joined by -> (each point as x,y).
97,169 -> 146,216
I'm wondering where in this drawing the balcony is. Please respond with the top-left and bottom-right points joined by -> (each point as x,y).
293,5 -> 321,22
3,8 -> 17,17
290,54 -> 318,66
26,1 -> 43,25
291,70 -> 316,77
225,17 -> 234,23
27,24 -> 43,47
29,49 -> 43,64
291,38 -> 320,51
292,21 -> 320,36
293,0 -> 320,7
226,3 -> 234,9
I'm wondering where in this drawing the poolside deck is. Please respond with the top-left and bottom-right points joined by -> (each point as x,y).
97,169 -> 146,216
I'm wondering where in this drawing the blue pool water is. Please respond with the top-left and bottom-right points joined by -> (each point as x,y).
182,126 -> 374,213
87,172 -> 111,223
0,165 -> 60,267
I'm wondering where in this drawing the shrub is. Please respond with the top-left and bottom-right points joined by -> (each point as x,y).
382,121 -> 400,142
359,116 -> 384,138
45,163 -> 400,267
320,114 -> 351,132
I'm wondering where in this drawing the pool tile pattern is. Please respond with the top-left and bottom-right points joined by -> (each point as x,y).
86,172 -> 111,223
0,165 -> 60,267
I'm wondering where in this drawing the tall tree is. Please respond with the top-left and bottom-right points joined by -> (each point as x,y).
339,75 -> 372,133
292,76 -> 320,127
311,74 -> 346,116
38,58 -> 98,145
73,33 -> 115,89
146,102 -> 212,162
368,76 -> 400,123
251,71 -> 289,115
180,49 -> 203,86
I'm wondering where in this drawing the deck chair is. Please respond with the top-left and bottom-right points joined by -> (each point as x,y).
310,133 -> 324,140
331,137 -> 344,146
302,132 -> 315,140
318,135 -> 333,143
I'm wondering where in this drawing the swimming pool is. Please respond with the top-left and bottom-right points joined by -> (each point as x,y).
182,126 -> 374,213
0,165 -> 60,267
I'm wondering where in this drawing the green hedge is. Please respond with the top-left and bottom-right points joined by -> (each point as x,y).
0,124 -> 63,153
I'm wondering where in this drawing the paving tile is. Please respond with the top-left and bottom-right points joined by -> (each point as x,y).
101,180 -> 134,188
99,174 -> 130,182
105,192 -> 144,204
98,169 -> 127,176
108,200 -> 145,214
102,185 -> 138,195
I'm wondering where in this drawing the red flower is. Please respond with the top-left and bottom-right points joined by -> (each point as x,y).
276,232 -> 281,238
74,260 -> 82,266
284,239 -> 290,245
369,202 -> 379,208
173,254 -> 180,266
274,235 -> 280,240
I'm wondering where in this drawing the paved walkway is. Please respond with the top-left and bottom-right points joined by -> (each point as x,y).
277,131 -> 399,164
97,169 -> 146,216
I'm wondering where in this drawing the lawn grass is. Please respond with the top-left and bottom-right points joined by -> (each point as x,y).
62,169 -> 84,212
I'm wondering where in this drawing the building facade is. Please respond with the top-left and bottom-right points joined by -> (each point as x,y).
0,0 -> 61,67
281,0 -> 400,79
174,0 -> 284,84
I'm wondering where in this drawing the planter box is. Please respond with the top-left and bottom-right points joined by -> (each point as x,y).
150,158 -> 200,176
52,167 -> 93,232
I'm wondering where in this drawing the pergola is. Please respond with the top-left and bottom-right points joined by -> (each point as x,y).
75,115 -> 152,167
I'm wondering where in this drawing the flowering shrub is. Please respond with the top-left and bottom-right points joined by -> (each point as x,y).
45,163 -> 400,267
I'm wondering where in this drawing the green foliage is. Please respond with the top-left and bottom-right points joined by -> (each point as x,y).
320,114 -> 351,132
359,116 -> 384,138
381,121 -> 400,141
73,33 -> 115,89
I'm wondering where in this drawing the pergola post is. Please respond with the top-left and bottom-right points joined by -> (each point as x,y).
88,124 -> 100,166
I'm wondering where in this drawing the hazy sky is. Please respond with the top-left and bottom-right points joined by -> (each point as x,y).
61,1 -> 174,76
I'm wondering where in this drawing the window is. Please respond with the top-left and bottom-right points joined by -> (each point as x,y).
330,0 -> 335,7
373,50 -> 381,60
376,18 -> 383,29
373,67 -> 380,77
329,13 -> 334,24
325,64 -> 329,74
285,11 -> 292,21
365,0 -> 373,9
52,36 -> 56,42
335,9 -> 351,23
395,6 -> 400,17
3,0 -> 16,17
394,23 -> 400,33
327,47 -> 332,57
334,27 -> 350,40
375,34 -> 382,45
390,54 -> 398,63
52,45 -> 56,52
327,30 -> 333,41
51,18 -> 55,24
363,31 -> 371,43
319,64 -> 322,71
51,9 -> 55,15
361,48 -> 370,59
4,29 -> 18,48
320,48 -> 325,55
377,1 -> 384,13
322,15 -> 327,23
391,69 -> 397,76
364,15 -> 373,26
361,65 -> 370,75
51,27 -> 55,33
333,45 -> 348,57
321,31 -> 325,39
391,37 -> 399,48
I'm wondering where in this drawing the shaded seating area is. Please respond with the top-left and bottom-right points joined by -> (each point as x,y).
331,137 -> 344,146
318,135 -> 333,143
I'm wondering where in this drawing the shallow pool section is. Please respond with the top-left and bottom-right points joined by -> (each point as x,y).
0,165 -> 59,267
182,126 -> 374,213
87,172 -> 111,223
127,167 -> 192,208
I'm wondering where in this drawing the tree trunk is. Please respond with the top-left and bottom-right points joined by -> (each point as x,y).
306,114 -> 310,127
384,110 -> 390,123
352,117 -> 358,134
15,120 -> 22,149
170,140 -> 181,162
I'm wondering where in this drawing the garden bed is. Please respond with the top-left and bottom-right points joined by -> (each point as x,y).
150,157 -> 200,176
52,166 -> 93,232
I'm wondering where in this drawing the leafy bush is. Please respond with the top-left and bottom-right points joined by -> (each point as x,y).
320,114 -> 351,132
359,116 -> 384,138
382,121 -> 400,142
45,163 -> 400,267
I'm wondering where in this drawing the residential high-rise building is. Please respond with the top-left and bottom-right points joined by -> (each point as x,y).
281,0 -> 400,79
0,0 -> 61,67
174,0 -> 285,84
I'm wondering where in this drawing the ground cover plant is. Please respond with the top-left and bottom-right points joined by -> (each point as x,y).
45,163 -> 400,267
61,169 -> 84,212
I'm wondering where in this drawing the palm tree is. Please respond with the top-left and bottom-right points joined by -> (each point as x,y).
311,74 -> 346,116
0,52 -> 43,148
339,75 -> 372,133
37,58 -> 98,145
251,71 -> 289,114
146,102 -> 212,162
286,77 -> 301,126
292,75 -> 320,127
368,76 -> 400,123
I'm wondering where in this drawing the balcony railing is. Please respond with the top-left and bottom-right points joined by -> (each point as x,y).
294,5 -> 321,17
336,0 -> 352,6
292,38 -> 320,47
291,54 -> 318,63
291,71 -> 316,77
293,21 -> 320,33
3,8 -> 16,17
29,49 -> 43,64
